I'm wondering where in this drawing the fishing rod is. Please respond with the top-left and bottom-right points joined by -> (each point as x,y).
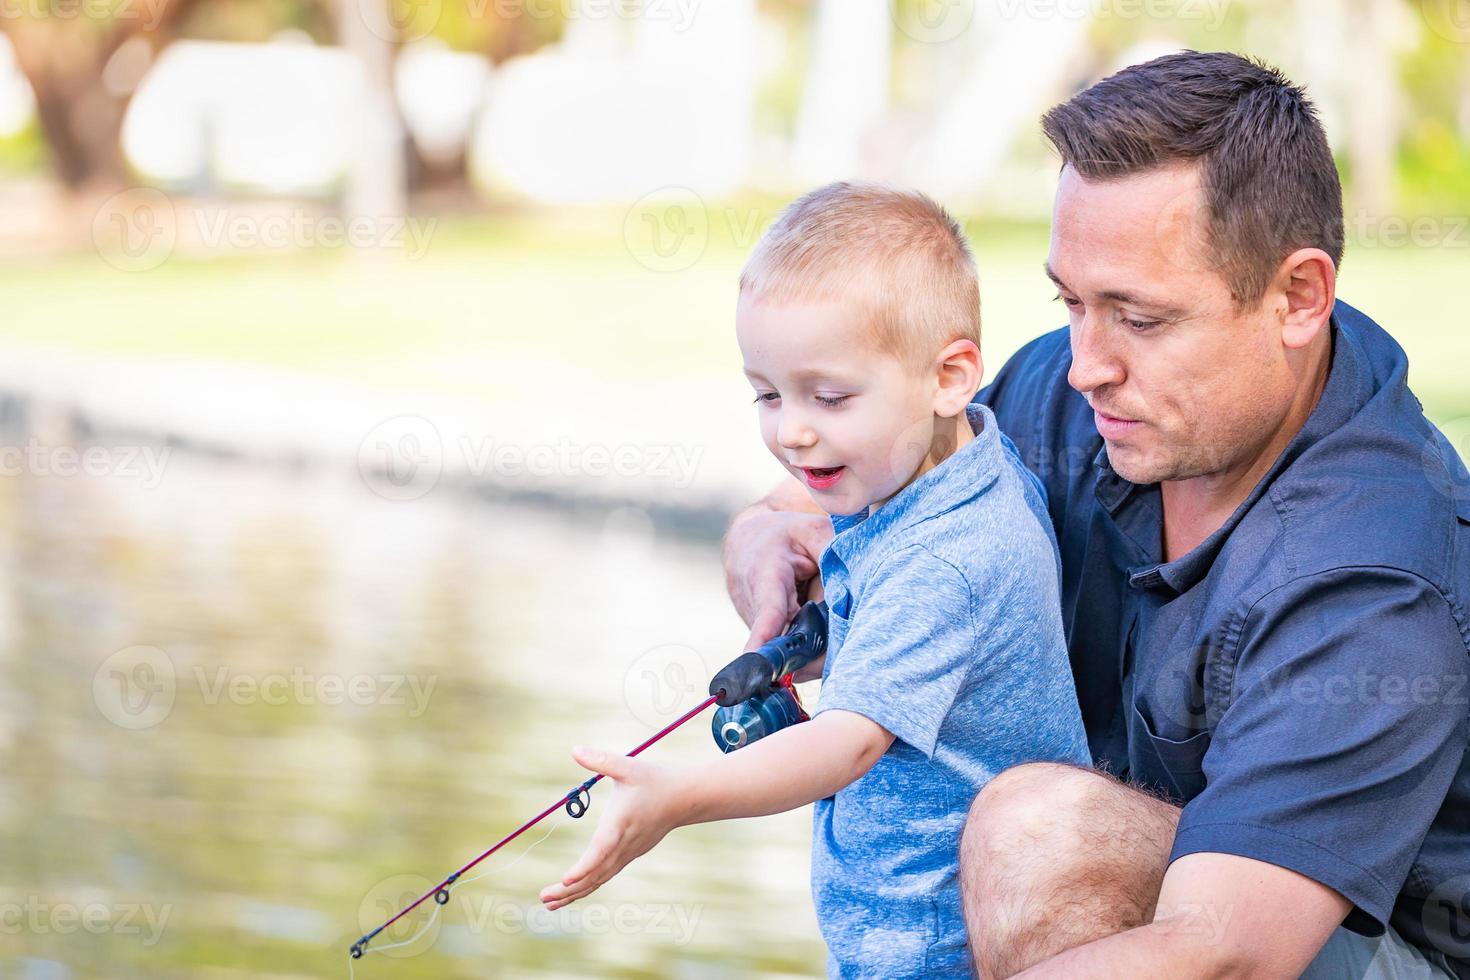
348,600 -> 828,961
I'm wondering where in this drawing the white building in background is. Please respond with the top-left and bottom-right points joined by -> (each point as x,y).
792,1 -> 891,186
469,0 -> 757,204
124,39 -> 365,194
0,34 -> 35,139
394,41 -> 490,170
118,0 -> 760,206
903,4 -> 1091,209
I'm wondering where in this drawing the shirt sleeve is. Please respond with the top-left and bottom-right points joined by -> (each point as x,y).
1170,566 -> 1470,930
813,545 -> 975,759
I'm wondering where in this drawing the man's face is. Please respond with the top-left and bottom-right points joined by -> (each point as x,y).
1047,163 -> 1293,485
736,294 -> 944,517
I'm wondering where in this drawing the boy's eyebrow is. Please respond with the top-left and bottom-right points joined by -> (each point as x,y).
1043,263 -> 1189,320
743,367 -> 857,385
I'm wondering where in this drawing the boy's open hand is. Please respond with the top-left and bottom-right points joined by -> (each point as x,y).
539,745 -> 682,911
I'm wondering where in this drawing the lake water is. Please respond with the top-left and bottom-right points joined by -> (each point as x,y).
0,434 -> 825,979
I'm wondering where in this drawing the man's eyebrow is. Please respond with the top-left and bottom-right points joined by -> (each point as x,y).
1043,263 -> 1189,319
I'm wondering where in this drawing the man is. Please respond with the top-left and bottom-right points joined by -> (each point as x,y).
721,52 -> 1470,979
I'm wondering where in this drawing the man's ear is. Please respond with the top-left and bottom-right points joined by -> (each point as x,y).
933,339 -> 983,416
1274,247 -> 1336,350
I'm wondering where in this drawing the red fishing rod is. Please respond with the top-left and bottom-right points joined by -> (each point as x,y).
348,601 -> 827,961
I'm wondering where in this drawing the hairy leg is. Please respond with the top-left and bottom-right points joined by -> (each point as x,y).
959,762 -> 1182,979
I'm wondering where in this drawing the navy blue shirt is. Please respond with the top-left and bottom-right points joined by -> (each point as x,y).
977,300 -> 1470,973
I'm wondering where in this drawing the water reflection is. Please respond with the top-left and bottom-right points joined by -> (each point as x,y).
0,442 -> 822,978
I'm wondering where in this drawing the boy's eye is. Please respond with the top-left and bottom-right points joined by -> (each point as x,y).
752,392 -> 779,404
814,394 -> 849,408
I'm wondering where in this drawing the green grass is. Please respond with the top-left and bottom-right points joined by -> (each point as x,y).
3,212 -> 1466,423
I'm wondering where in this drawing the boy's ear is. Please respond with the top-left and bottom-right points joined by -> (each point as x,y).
933,339 -> 982,416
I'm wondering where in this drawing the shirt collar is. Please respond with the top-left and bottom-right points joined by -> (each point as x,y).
826,402 -> 1003,566
1110,308 -> 1370,595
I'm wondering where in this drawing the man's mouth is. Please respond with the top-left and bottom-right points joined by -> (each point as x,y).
1093,408 -> 1142,439
798,465 -> 845,490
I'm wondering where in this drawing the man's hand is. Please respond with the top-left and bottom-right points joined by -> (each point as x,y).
722,478 -> 834,681
538,747 -> 682,911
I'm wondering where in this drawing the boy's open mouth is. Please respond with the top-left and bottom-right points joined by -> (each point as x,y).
800,465 -> 845,489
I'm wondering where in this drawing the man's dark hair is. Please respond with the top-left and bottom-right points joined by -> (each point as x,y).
1041,51 -> 1344,307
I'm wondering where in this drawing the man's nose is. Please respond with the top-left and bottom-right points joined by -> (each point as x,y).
1067,319 -> 1126,395
776,412 -> 817,450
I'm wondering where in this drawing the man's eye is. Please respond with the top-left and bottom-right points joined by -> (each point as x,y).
752,392 -> 779,404
1053,292 -> 1082,309
1122,317 -> 1160,333
815,394 -> 849,408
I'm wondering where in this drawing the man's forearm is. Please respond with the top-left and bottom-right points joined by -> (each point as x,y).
1014,914 -> 1255,980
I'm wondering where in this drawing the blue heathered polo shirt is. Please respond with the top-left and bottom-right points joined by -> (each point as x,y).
977,300 -> 1470,975
810,402 -> 1092,979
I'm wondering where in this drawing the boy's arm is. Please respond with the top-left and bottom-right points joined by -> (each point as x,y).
539,709 -> 894,910
686,707 -> 894,820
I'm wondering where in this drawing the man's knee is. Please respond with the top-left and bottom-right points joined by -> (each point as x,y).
960,763 -> 1181,978
963,762 -> 1109,862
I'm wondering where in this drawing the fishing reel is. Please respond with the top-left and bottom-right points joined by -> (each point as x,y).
708,600 -> 828,753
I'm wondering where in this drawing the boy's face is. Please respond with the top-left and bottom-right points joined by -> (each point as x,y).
736,293 -> 950,516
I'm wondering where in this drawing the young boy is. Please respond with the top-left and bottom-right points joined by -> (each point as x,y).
539,182 -> 1090,977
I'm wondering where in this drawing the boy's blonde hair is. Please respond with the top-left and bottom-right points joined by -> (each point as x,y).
738,182 -> 980,371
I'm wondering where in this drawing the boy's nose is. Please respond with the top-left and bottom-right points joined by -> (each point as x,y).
776,415 -> 817,451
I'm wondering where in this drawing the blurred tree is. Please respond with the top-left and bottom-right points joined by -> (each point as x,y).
400,0 -> 564,192
0,0 -> 565,194
0,1 -> 207,189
